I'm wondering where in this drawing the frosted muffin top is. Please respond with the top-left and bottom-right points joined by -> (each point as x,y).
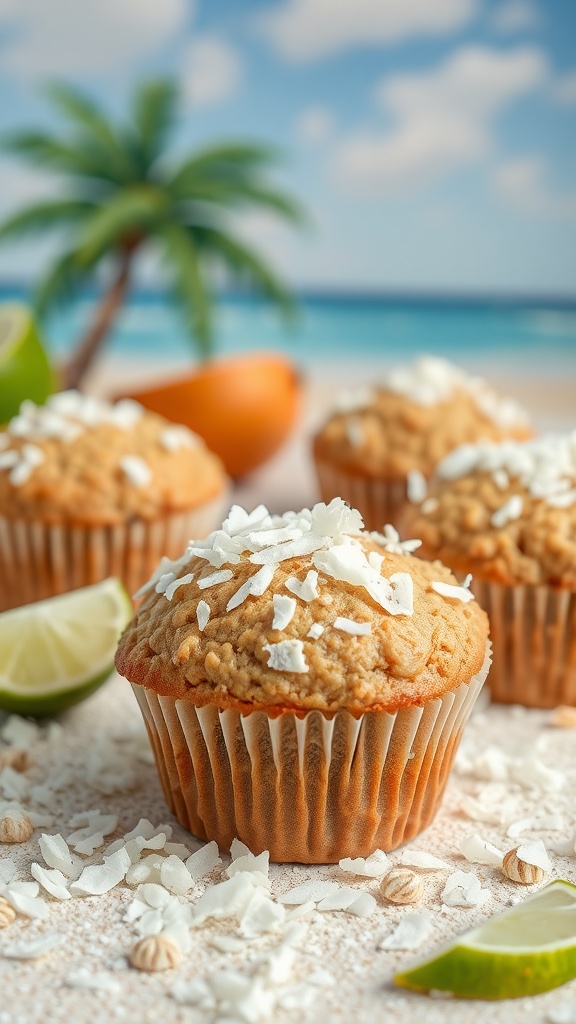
116,498 -> 489,714
0,391 -> 226,526
313,356 -> 531,481
408,434 -> 576,588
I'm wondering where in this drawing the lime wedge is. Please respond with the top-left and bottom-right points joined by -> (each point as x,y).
0,303 -> 55,425
0,579 -> 132,716
394,880 -> 576,999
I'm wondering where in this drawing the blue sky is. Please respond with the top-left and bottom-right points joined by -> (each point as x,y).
0,0 -> 574,296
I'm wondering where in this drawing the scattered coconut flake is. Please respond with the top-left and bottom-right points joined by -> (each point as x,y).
39,833 -> 81,879
122,818 -> 156,842
30,863 -> 71,900
334,386 -> 376,413
399,850 -> 451,871
186,841 -> 222,880
171,977 -> 216,1008
263,639 -> 309,674
155,572 -> 176,595
272,594 -> 297,631
306,622 -> 324,641
407,469 -> 427,504
547,1003 -> 576,1024
227,850 -> 270,881
317,889 -> 376,917
226,564 -> 276,611
378,911 -> 432,950
198,568 -> 234,590
4,888 -> 49,920
132,555 -> 186,600
421,497 -> 439,514
285,570 -> 319,603
2,934 -> 63,959
230,838 -> 251,860
196,599 -> 211,631
64,968 -> 121,993
239,890 -> 286,937
164,573 -> 194,601
120,455 -> 152,487
139,882 -> 172,909
160,855 -> 195,895
313,543 -> 413,617
333,616 -> 371,636
377,524 -> 422,556
1,716 -> 40,749
250,534 -> 326,566
506,814 -> 565,838
210,935 -> 246,953
491,494 -> 523,528
510,755 -> 563,793
192,873 -> 263,924
492,468 -> 509,490
339,850 -> 389,878
431,580 -> 475,603
515,839 -> 552,872
459,835 -> 503,868
278,880 -> 340,905
70,847 -> 130,896
442,870 -> 489,908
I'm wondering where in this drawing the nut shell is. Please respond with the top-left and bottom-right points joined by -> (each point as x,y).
502,848 -> 547,885
0,896 -> 16,928
129,934 -> 182,972
0,810 -> 33,844
380,866 -> 424,904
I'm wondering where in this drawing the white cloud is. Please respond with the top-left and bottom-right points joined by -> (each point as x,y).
0,0 -> 187,77
296,107 -> 334,145
182,35 -> 242,108
491,0 -> 539,34
256,0 -> 477,62
552,71 -> 576,105
494,158 -> 576,218
334,46 -> 547,193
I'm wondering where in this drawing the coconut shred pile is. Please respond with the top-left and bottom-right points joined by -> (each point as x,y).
335,355 -> 529,430
136,498 -> 474,674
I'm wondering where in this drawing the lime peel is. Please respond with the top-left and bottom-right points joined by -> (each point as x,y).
394,880 -> 576,1000
0,578 -> 132,716
0,303 -> 54,424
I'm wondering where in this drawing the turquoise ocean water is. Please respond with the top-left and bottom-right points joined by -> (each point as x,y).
2,289 -> 576,373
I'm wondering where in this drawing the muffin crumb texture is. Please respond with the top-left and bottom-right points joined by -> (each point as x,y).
0,391 -> 225,525
313,356 -> 531,479
116,498 -> 488,713
411,434 -> 576,587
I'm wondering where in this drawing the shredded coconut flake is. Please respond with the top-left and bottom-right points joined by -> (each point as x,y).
164,573 -> 194,601
307,622 -> 324,639
339,850 -> 389,878
278,880 -> 340,905
515,839 -> 552,872
160,425 -> 199,451
272,594 -> 297,631
442,870 -> 489,908
285,570 -> 319,603
196,600 -> 211,632
120,455 -> 152,487
431,580 -> 475,603
399,849 -> 451,871
378,911 -> 432,950
459,834 -> 503,867
333,616 -> 371,636
491,494 -> 523,528
407,469 -> 427,503
263,638 -> 309,674
198,568 -> 234,590
226,564 -> 275,611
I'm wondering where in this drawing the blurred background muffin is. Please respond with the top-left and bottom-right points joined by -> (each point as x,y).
313,356 -> 531,531
116,497 -> 490,862
0,391 -> 228,610
408,434 -> 576,708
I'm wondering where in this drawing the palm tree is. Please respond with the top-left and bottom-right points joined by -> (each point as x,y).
0,81 -> 303,389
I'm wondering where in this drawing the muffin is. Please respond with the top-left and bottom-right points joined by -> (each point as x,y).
408,434 -> 576,708
116,497 -> 490,862
313,356 -> 531,532
0,391 -> 228,611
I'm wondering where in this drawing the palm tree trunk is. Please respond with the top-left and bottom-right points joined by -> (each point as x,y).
61,253 -> 131,390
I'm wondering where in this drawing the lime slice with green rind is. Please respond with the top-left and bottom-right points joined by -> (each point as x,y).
0,303 -> 55,425
394,879 -> 576,1000
0,578 -> 132,716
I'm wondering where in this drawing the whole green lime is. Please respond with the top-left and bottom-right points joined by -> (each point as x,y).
0,303 -> 55,424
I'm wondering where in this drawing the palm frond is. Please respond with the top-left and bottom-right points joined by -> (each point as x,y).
0,199 -> 95,242
131,80 -> 177,170
34,247 -> 90,316
45,82 -> 138,184
168,142 -> 280,195
191,225 -> 296,317
75,186 -> 168,265
158,222 -> 212,354
173,177 -> 305,223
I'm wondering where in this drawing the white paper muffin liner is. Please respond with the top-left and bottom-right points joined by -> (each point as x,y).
131,643 -> 491,863
0,491 -> 227,611
472,579 -> 576,708
314,458 -> 408,532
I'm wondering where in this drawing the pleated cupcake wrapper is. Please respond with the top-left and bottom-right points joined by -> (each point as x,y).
0,492 -> 227,611
131,643 -> 491,863
472,578 -> 576,708
314,459 -> 408,532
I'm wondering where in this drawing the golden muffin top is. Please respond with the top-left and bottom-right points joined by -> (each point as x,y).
0,391 -> 226,526
408,434 -> 576,588
313,356 -> 531,481
116,498 -> 489,715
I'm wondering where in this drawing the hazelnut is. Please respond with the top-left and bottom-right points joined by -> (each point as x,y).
380,867 -> 424,905
0,810 -> 33,844
502,848 -> 547,885
129,934 -> 182,972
